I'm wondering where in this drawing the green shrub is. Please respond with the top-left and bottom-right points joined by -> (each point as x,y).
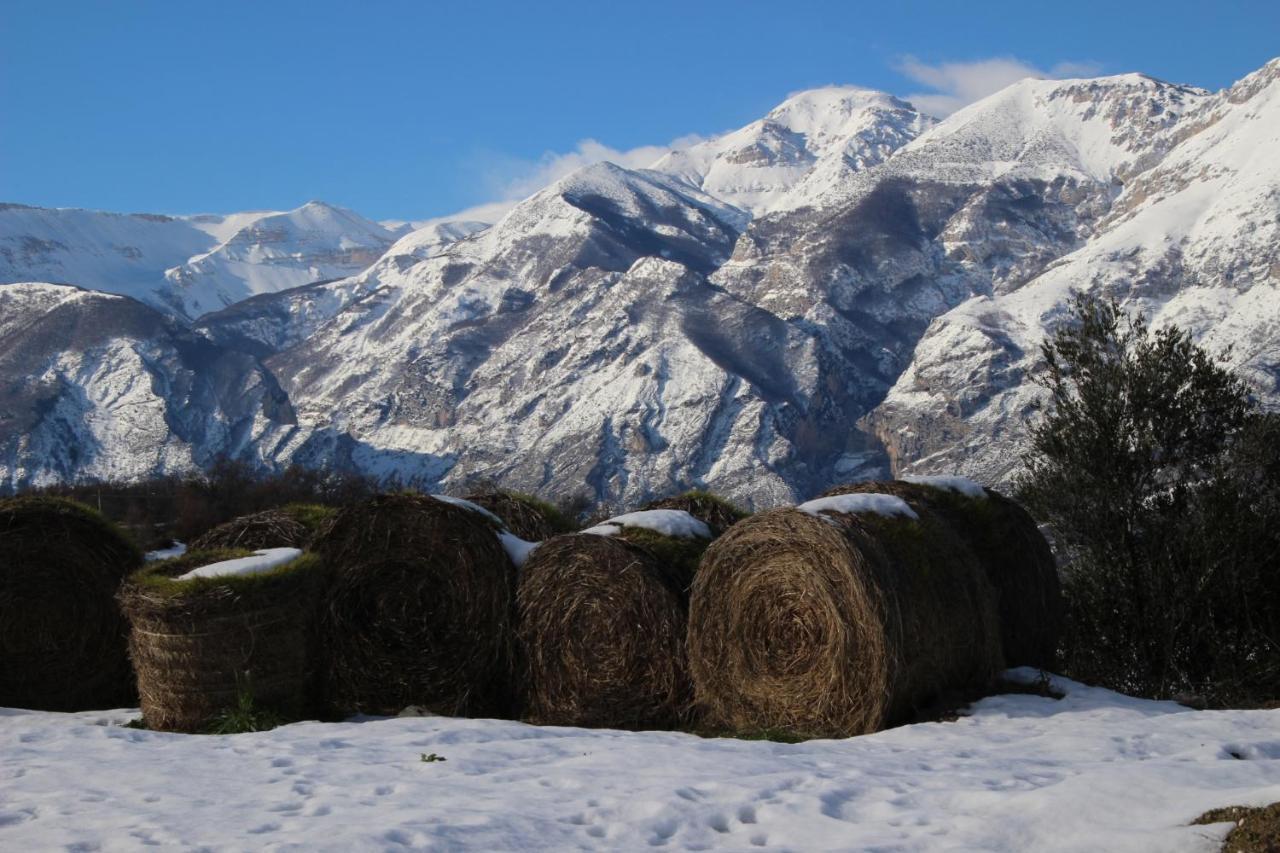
1016,294 -> 1280,705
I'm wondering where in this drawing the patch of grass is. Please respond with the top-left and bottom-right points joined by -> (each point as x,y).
504,491 -> 576,535
281,502 -> 337,533
1194,803 -> 1280,852
202,680 -> 288,735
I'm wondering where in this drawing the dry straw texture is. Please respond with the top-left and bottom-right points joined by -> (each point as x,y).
688,504 -> 1002,738
642,491 -> 749,537
822,481 -> 1064,669
117,549 -> 323,733
517,533 -> 692,729
189,504 -> 336,552
461,491 -> 573,541
0,497 -> 143,711
314,493 -> 515,718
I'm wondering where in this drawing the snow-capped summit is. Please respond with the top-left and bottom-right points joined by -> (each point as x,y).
901,72 -> 1208,184
162,201 -> 401,318
0,200 -> 408,320
652,86 -> 933,215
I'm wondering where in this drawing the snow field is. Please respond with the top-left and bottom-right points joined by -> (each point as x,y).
1,671 -> 1277,851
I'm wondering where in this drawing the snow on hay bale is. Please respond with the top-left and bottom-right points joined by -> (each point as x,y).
0,497 -> 143,711
516,532 -> 695,728
117,547 -> 323,733
687,496 -> 1002,738
188,504 -> 336,552
581,509 -> 715,595
313,493 -> 516,717
641,490 -> 749,538
461,491 -> 574,542
822,479 -> 1064,669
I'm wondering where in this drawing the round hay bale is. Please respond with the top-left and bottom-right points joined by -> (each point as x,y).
688,502 -> 1002,738
822,480 -> 1064,669
189,504 -> 336,552
314,493 -> 515,718
117,549 -> 324,733
0,496 -> 143,711
517,533 -> 691,728
461,491 -> 573,541
642,490 -> 749,537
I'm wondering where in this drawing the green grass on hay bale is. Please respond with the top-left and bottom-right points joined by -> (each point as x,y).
822,480 -> 1064,669
117,549 -> 324,733
0,496 -> 143,711
687,504 -> 1002,739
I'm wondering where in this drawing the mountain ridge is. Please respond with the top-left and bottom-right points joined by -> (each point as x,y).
2,57 -> 1278,505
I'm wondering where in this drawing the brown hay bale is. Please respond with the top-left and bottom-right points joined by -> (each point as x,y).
517,533 -> 692,728
0,496 -> 143,711
189,504 -> 336,552
642,490 -> 750,537
117,548 -> 323,732
314,493 -> 515,717
461,491 -> 573,541
608,526 -> 712,598
822,480 -> 1064,669
688,501 -> 1002,738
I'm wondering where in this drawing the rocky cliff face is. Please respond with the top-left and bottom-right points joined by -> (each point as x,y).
0,283 -> 292,487
2,59 -> 1278,504
868,60 -> 1280,484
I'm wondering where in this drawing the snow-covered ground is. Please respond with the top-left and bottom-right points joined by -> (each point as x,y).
2,670 -> 1277,851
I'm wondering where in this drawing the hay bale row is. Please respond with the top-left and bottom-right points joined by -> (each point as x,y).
313,493 -> 516,718
0,497 -> 142,711
821,480 -> 1063,669
688,497 -> 1004,738
117,549 -> 323,733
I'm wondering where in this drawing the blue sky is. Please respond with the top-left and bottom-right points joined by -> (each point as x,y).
2,0 -> 1277,221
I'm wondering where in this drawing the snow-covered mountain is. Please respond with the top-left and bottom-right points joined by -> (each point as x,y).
868,59 -> 1280,483
652,87 -> 934,215
2,58 -> 1278,501
162,201 -> 405,318
0,201 -> 410,320
0,283 -> 292,485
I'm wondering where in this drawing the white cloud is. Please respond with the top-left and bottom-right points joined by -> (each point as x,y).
896,56 -> 1103,117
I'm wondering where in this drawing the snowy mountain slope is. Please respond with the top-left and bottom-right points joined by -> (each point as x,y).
652,87 -> 934,215
2,671 -> 1279,851
0,202 -> 413,320
869,59 -> 1280,483
196,218 -> 494,357
0,204 -> 226,309
264,163 -> 823,505
0,283 -> 293,489
162,201 -> 403,318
